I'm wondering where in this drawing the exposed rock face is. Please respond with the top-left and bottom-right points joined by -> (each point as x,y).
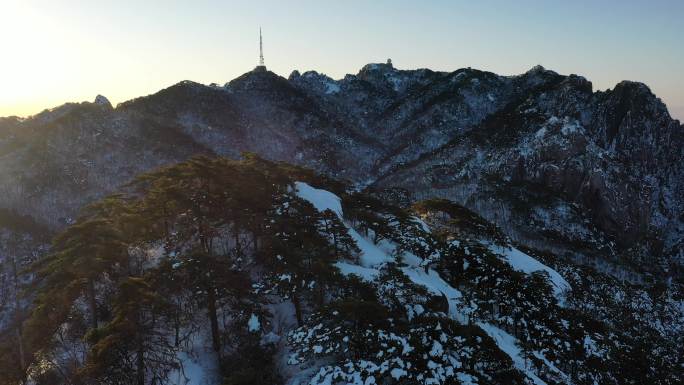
0,64 -> 682,276
93,94 -> 112,108
370,69 -> 683,275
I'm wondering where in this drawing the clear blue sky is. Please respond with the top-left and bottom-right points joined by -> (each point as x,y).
1,0 -> 682,121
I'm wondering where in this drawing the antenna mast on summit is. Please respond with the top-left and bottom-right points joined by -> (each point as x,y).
259,27 -> 265,67
254,27 -> 267,71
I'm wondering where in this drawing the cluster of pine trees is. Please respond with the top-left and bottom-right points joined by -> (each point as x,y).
414,200 -> 684,385
0,154 -> 360,385
1,154 -> 681,385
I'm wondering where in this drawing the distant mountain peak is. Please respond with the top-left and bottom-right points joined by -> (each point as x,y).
93,95 -> 112,108
226,69 -> 291,92
358,60 -> 397,77
526,64 -> 552,74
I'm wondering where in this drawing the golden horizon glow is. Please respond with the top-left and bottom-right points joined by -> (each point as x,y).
0,1 -> 256,117
1,1 -> 683,121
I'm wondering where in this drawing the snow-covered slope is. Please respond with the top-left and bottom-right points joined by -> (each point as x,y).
296,182 -> 570,385
4,157 -> 682,385
285,182 -> 682,385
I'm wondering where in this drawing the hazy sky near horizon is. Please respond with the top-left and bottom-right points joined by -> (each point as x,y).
1,0 -> 682,120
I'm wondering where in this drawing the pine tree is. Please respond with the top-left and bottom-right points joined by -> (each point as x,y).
168,249 -> 252,355
80,276 -> 176,385
318,209 -> 360,262
264,194 -> 340,325
27,217 -> 126,342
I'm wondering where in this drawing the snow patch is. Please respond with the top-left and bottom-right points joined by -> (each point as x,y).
535,126 -> 547,140
295,182 -> 394,268
169,333 -> 220,385
400,267 -> 463,320
335,261 -> 380,282
477,323 -> 547,385
325,81 -> 341,94
390,367 -> 408,380
247,313 -> 260,332
488,244 -> 570,303
294,182 -> 342,216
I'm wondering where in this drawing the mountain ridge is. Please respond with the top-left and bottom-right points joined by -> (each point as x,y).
0,63 -> 682,280
1,61 -> 683,383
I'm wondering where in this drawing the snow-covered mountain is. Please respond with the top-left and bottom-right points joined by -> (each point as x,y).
0,63 -> 682,384
1,63 -> 681,278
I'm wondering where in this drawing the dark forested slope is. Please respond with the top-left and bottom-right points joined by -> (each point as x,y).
0,156 -> 681,385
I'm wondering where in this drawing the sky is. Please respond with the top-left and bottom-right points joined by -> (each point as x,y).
0,0 -> 682,121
